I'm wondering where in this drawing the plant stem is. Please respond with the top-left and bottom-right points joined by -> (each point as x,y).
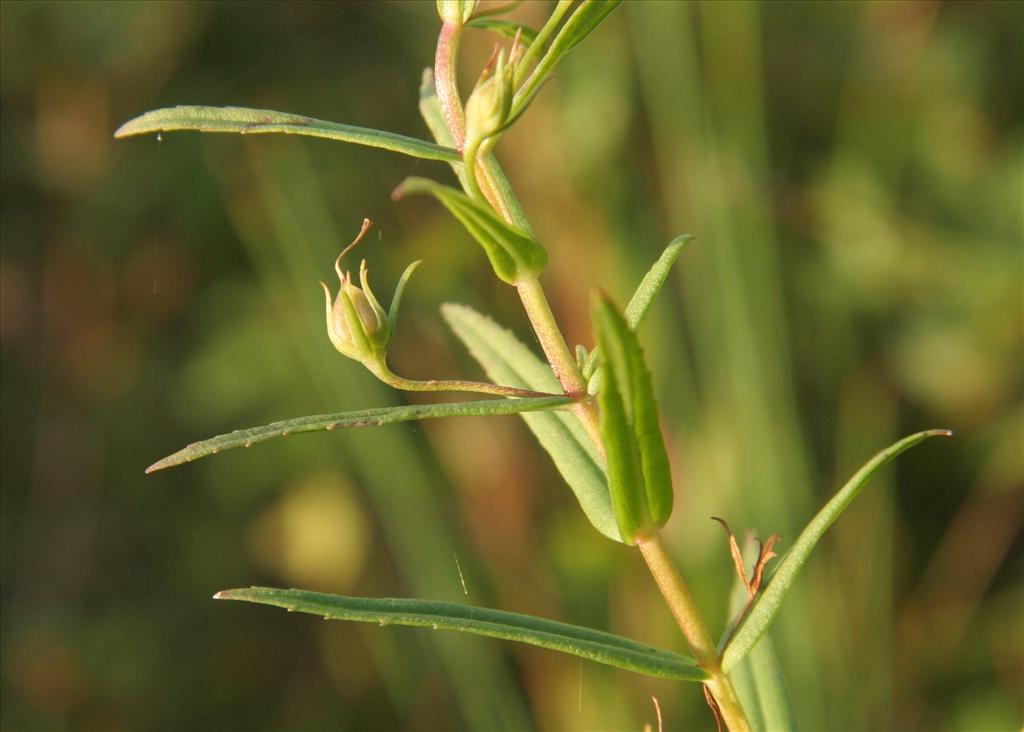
473,149 -> 604,447
435,21 -> 465,152
515,277 -> 586,395
370,361 -> 562,399
638,534 -> 752,732
515,276 -> 604,449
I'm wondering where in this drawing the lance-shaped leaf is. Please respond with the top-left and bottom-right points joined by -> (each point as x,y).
442,303 -> 620,541
721,429 -> 953,672
145,396 -> 572,473
512,0 -> 623,120
582,235 -> 691,386
592,292 -> 673,544
394,177 -> 547,284
114,106 -> 460,162
216,587 -> 708,682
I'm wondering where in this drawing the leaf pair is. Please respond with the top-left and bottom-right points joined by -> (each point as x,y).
209,430 -> 949,696
593,293 -> 674,544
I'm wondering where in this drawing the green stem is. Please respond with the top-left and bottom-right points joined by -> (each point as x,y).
473,144 -> 604,447
638,534 -> 752,732
370,360 -> 560,400
515,275 -> 604,450
515,277 -> 586,396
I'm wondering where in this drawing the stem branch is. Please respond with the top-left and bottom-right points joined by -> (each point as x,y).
371,361 -> 561,400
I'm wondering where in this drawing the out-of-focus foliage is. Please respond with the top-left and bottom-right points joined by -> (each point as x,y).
1,2 -> 1020,730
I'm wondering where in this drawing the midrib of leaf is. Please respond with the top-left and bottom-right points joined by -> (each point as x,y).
217,587 -> 708,682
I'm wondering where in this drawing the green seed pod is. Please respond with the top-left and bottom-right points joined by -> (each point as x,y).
320,219 -> 419,368
321,260 -> 387,362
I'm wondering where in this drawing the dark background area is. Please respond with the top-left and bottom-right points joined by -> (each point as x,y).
2,1 -> 1021,729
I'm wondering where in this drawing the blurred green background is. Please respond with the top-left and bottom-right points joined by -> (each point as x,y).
2,1 -> 1021,730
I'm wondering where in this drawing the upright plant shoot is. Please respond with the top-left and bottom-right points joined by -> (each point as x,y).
118,2 -> 949,729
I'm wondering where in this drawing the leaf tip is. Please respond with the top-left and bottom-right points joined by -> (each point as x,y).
589,287 -> 615,311
213,588 -> 247,601
113,115 -> 148,139
391,176 -> 425,201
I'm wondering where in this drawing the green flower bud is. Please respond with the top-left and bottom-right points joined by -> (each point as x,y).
436,0 -> 477,25
464,48 -> 514,148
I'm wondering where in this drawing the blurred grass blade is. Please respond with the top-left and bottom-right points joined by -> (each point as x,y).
747,635 -> 796,731
468,18 -> 538,44
583,235 -> 692,383
114,106 -> 460,162
216,587 -> 708,681
442,303 -> 621,542
725,538 -> 796,731
721,429 -> 953,672
394,177 -> 547,284
146,396 -> 572,473
593,293 -> 673,543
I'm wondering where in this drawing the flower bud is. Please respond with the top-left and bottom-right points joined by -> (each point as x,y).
436,0 -> 477,25
464,48 -> 514,149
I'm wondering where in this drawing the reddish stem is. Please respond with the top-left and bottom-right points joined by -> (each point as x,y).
434,21 -> 465,152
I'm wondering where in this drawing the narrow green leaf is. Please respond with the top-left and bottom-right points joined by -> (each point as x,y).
747,636 -> 796,731
721,429 -> 953,672
394,177 -> 547,284
441,303 -> 621,542
468,18 -> 539,45
115,106 -> 460,162
471,0 -> 524,19
623,235 -> 692,330
386,260 -> 422,339
583,235 -> 692,385
146,396 -> 572,474
559,0 -> 623,54
595,322 -> 646,539
512,0 -> 623,119
593,293 -> 674,543
217,587 -> 708,682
